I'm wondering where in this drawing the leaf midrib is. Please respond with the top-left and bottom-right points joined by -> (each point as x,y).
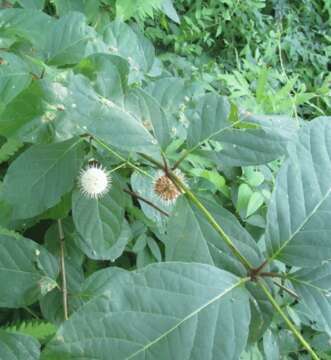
269,184 -> 331,262
125,277 -> 248,360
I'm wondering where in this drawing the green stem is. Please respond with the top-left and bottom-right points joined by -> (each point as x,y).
141,153 -> 252,270
172,173 -> 252,270
93,137 -> 153,179
109,162 -> 128,174
259,281 -> 320,360
172,119 -> 243,170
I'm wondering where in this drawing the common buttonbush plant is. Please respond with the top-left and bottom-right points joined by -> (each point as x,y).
0,2 -> 330,360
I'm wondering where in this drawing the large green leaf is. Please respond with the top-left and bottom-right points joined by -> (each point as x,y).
72,179 -> 129,260
55,75 -> 160,155
126,88 -> 171,148
166,197 -> 262,275
0,330 -> 40,360
45,12 -> 101,66
103,21 -> 155,75
146,77 -> 187,114
0,234 -> 58,308
0,9 -> 54,50
215,115 -> 297,166
289,262 -> 331,335
0,81 -> 55,142
265,117 -> 331,266
76,53 -> 129,104
165,197 -> 214,265
3,137 -> 84,219
0,52 -> 32,107
42,262 -> 251,360
186,93 -> 231,148
40,261 -> 84,324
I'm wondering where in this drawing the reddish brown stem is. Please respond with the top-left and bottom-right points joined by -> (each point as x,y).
123,189 -> 169,217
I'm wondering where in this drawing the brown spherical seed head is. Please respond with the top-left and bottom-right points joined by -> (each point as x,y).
153,174 -> 181,202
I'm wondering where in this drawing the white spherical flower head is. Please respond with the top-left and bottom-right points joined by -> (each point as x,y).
79,164 -> 111,199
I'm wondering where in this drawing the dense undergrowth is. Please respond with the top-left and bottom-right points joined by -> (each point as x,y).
0,0 -> 330,359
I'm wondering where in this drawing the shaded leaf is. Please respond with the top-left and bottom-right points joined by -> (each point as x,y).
290,262 -> 331,335
0,234 -> 58,308
187,93 -> 231,148
72,180 -> 129,260
0,51 -> 32,106
265,117 -> 331,266
0,330 -> 40,360
43,262 -> 250,360
3,137 -> 84,219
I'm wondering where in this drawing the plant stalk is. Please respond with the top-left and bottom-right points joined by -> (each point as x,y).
93,137 -> 153,179
123,189 -> 169,217
258,281 -> 319,360
272,280 -> 299,300
141,153 -> 253,270
172,173 -> 252,270
57,219 -> 68,321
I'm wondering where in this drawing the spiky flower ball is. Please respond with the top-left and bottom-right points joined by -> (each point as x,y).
79,164 -> 111,199
153,169 -> 186,204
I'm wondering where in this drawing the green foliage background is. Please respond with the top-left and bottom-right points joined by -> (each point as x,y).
0,0 -> 330,359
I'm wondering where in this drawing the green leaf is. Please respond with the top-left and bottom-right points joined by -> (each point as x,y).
16,0 -> 45,9
146,77 -> 187,114
56,75 -> 160,156
165,197 -> 214,265
72,180 -> 129,260
237,183 -> 253,214
44,218 -> 84,266
0,137 -> 24,165
0,234 -> 58,307
126,88 -> 171,148
246,192 -> 264,217
0,81 -> 53,142
42,262 -> 251,360
161,0 -> 180,23
116,0 -> 163,20
289,262 -> 331,335
265,117 -> 331,266
76,53 -> 129,104
187,93 -> 231,148
263,329 -> 280,360
40,261 -> 84,324
165,197 -> 262,274
0,52 -> 32,106
5,320 -> 57,343
216,115 -> 297,166
0,330 -> 40,360
53,0 -> 86,15
190,169 -> 226,189
240,344 -> 263,360
3,137 -> 84,219
0,9 -> 54,49
103,21 -> 155,75
45,12 -> 99,66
